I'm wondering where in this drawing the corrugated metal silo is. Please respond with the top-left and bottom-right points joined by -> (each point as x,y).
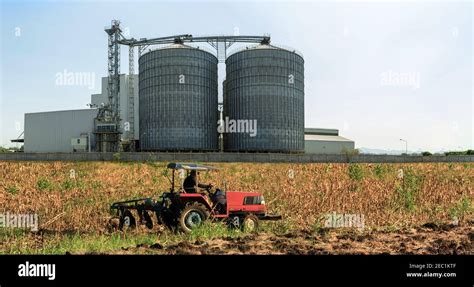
139,43 -> 219,151
224,44 -> 304,152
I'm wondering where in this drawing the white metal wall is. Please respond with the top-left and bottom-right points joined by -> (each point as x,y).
24,109 -> 98,152
304,139 -> 355,154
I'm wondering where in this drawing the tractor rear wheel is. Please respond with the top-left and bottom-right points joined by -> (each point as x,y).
242,214 -> 259,233
179,203 -> 210,233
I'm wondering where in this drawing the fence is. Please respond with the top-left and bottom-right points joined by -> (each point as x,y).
0,152 -> 473,163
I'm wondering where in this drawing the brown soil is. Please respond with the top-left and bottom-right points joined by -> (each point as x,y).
115,223 -> 473,255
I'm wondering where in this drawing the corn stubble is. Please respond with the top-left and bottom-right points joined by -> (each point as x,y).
0,162 -> 472,233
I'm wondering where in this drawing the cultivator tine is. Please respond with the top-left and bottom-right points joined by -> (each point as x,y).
143,211 -> 153,229
155,211 -> 163,225
137,208 -> 144,223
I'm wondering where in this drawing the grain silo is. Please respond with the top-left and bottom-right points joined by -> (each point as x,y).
139,43 -> 219,151
224,44 -> 304,152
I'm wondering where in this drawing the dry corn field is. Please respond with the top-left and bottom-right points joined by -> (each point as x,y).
0,161 -> 472,254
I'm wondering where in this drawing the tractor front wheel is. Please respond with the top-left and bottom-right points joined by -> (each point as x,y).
179,203 -> 210,233
242,214 -> 259,233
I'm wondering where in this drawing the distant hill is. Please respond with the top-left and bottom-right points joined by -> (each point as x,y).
358,147 -> 470,155
358,147 -> 408,155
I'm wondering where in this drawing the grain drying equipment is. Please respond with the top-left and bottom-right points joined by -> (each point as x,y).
224,44 -> 305,152
96,20 -> 303,152
139,42 -> 219,151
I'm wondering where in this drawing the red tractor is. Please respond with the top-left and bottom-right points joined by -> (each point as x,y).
109,163 -> 281,233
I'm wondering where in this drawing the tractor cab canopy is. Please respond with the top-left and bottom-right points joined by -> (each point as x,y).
167,163 -> 220,192
167,163 -> 220,171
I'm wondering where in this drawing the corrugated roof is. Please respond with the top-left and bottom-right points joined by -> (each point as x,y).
227,43 -> 304,58
305,128 -> 338,136
305,134 -> 353,142
25,109 -> 98,115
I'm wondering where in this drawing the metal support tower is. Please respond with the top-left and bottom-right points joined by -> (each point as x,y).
128,45 -> 135,149
95,20 -> 124,152
106,20 -> 122,124
138,44 -> 148,58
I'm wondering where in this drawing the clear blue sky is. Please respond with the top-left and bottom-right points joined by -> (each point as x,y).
1,0 -> 472,152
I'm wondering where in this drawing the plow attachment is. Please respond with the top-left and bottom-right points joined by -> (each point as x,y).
109,198 -> 165,231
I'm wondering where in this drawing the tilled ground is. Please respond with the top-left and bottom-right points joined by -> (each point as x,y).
116,223 -> 474,255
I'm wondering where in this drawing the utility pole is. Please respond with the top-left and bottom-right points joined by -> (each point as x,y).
400,139 -> 408,155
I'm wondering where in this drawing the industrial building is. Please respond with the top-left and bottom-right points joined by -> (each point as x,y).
20,20 -> 355,154
24,109 -> 98,153
304,128 -> 355,154
23,74 -> 137,153
91,74 -> 139,142
22,81 -> 355,154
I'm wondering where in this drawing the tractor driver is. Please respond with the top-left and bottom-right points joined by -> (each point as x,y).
183,170 -> 212,193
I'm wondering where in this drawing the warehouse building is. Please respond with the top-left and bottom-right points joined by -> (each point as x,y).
23,75 -> 137,153
304,128 -> 355,154
24,109 -> 98,153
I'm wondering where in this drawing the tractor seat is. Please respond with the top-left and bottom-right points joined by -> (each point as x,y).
212,189 -> 226,204
212,189 -> 227,214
